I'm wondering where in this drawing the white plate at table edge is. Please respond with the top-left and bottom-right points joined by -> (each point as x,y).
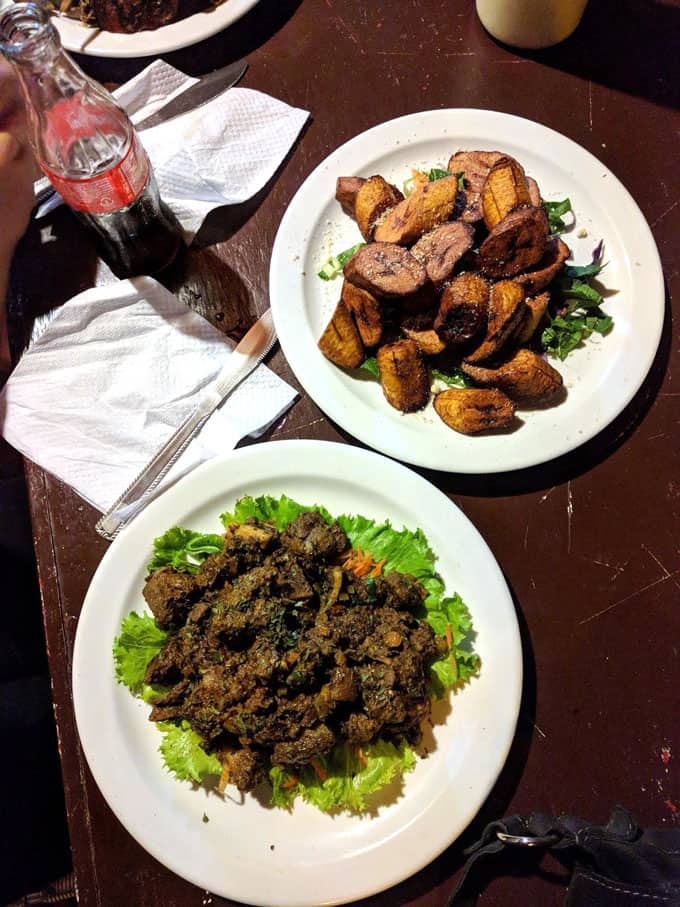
52,0 -> 258,57
72,440 -> 522,906
269,109 -> 665,474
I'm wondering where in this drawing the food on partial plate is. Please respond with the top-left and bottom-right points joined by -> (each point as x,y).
113,495 -> 480,814
34,0 -> 223,33
317,149 -> 612,434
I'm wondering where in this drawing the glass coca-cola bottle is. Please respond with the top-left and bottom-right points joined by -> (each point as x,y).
0,2 -> 183,279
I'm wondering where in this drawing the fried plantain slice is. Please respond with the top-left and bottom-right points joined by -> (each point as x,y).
411,221 -> 475,288
344,242 -> 427,298
317,299 -> 364,369
527,176 -> 542,207
464,279 -> 525,363
434,273 -> 489,346
376,339 -> 430,412
341,280 -> 384,348
477,205 -> 549,278
515,291 -> 550,344
514,237 -> 570,295
355,175 -> 404,241
482,156 -> 532,231
335,176 -> 366,219
373,176 -> 460,245
462,348 -> 563,405
434,387 -> 515,434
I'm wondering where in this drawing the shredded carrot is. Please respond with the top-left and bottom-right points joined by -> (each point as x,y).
343,548 -> 385,579
445,623 -> 453,649
371,558 -> 386,578
310,758 -> 327,783
410,168 -> 429,189
217,763 -> 230,795
450,650 -> 458,678
281,774 -> 298,790
357,748 -> 368,769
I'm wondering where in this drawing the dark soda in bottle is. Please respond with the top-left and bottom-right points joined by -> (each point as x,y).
0,2 -> 182,279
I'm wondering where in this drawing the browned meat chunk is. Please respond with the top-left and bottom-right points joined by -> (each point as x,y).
514,237 -> 570,295
143,567 -> 199,629
195,551 -> 238,590
411,221 -> 475,287
434,273 -> 489,346
280,511 -> 349,562
317,299 -> 364,369
228,748 -> 266,792
434,387 -> 515,434
464,280 -> 526,363
477,205 -> 549,278
92,0 -> 178,32
376,339 -> 430,412
344,242 -> 427,298
462,348 -> 564,405
355,175 -> 404,240
374,571 -> 427,611
272,724 -> 336,767
335,176 -> 366,218
341,280 -> 384,347
373,176 -> 460,245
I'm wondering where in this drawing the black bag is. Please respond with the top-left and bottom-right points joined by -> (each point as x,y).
447,806 -> 680,906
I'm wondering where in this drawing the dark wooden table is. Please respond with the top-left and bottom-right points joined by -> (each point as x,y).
8,1 -> 680,904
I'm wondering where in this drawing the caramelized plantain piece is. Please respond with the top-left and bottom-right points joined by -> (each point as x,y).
477,205 -> 549,278
400,311 -> 447,355
376,339 -> 430,412
341,280 -> 384,348
461,348 -> 563,405
464,280 -> 525,363
411,221 -> 475,288
344,242 -> 427,298
527,176 -> 542,207
515,238 -> 570,295
317,300 -> 364,369
335,176 -> 366,219
355,175 -> 404,241
515,291 -> 550,344
401,324 -> 447,356
398,281 -> 439,314
434,387 -> 515,434
482,156 -> 532,231
434,273 -> 489,346
447,150 -> 504,223
374,176 -> 460,245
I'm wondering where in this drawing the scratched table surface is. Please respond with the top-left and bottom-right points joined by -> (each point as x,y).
7,0 -> 680,905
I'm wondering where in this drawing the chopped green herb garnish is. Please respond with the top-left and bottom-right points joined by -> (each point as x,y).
540,242 -> 612,360
427,167 -> 450,182
431,366 -> 474,389
543,198 -> 573,235
317,243 -> 366,280
359,356 -> 380,378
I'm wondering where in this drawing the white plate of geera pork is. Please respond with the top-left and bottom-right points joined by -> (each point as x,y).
270,109 -> 664,474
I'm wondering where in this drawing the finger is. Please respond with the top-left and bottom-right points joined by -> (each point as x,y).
0,131 -> 22,166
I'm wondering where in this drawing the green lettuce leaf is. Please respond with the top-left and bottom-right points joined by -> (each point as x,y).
431,366 -> 475,388
425,593 -> 481,697
220,494 -> 333,530
317,243 -> 366,280
543,198 -> 572,235
147,527 -> 224,575
270,740 -> 416,812
158,721 -> 222,784
113,612 -> 169,696
359,356 -> 380,379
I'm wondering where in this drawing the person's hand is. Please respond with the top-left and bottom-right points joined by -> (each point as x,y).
0,59 -> 35,265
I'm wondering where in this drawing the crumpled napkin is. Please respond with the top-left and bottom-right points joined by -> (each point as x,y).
38,59 -> 310,241
0,277 -> 297,514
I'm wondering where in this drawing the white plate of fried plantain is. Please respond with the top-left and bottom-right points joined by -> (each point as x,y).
270,109 -> 664,473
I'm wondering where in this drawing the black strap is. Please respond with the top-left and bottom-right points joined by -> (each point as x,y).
447,806 -> 680,906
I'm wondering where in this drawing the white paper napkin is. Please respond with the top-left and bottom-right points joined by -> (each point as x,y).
38,59 -> 310,241
0,278 -> 297,513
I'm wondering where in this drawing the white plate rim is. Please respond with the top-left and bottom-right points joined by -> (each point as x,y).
53,0 -> 259,57
269,108 -> 665,474
72,439 -> 522,906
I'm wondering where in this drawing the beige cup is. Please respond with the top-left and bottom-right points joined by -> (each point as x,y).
475,0 -> 589,49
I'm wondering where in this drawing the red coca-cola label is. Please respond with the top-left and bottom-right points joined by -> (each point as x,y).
42,128 -> 150,214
